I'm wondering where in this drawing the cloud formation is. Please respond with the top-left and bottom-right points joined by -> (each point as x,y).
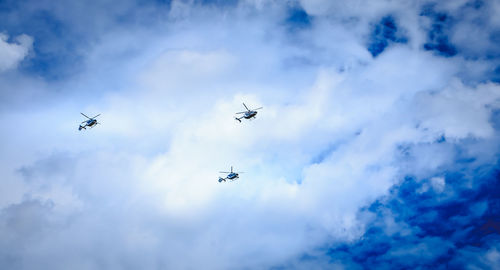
1,0 -> 500,269
0,33 -> 32,72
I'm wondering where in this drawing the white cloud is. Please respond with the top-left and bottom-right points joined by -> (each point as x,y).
1,1 -> 500,269
415,79 -> 500,140
0,33 -> 33,72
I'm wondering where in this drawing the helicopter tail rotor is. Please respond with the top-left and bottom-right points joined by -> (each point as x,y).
218,177 -> 226,183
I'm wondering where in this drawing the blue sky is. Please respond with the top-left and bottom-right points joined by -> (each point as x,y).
1,0 -> 500,269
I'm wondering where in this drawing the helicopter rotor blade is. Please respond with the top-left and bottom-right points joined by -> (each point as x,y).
242,103 -> 250,111
81,113 -> 91,119
235,111 -> 247,114
253,107 -> 263,110
219,171 -> 230,173
91,114 -> 101,119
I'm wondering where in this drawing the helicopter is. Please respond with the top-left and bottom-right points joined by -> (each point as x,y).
218,166 -> 244,182
235,103 -> 263,122
79,113 -> 100,130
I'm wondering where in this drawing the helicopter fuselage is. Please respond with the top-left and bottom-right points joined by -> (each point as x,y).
86,119 -> 97,127
79,119 -> 98,130
218,166 -> 241,182
244,111 -> 257,119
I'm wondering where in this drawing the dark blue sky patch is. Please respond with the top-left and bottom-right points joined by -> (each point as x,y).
448,235 -> 500,269
322,163 -> 500,268
492,65 -> 500,83
489,31 -> 500,48
423,40 -> 457,57
465,0 -> 484,10
467,171 -> 500,242
435,135 -> 446,143
0,3 -> 91,79
420,7 -> 457,57
0,7 -> 66,79
151,0 -> 171,5
0,0 -> 173,80
490,109 -> 500,130
0,0 -> 18,13
18,11 -> 85,80
367,16 -> 408,57
286,5 -> 312,29
195,0 -> 238,7
430,0 -> 500,63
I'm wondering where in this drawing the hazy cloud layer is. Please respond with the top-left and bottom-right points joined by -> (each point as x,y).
1,0 -> 500,269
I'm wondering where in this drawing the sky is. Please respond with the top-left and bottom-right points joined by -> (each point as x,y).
1,0 -> 500,269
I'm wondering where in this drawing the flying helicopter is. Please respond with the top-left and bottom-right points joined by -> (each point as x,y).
218,166 -> 244,182
235,103 -> 263,122
79,113 -> 100,130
